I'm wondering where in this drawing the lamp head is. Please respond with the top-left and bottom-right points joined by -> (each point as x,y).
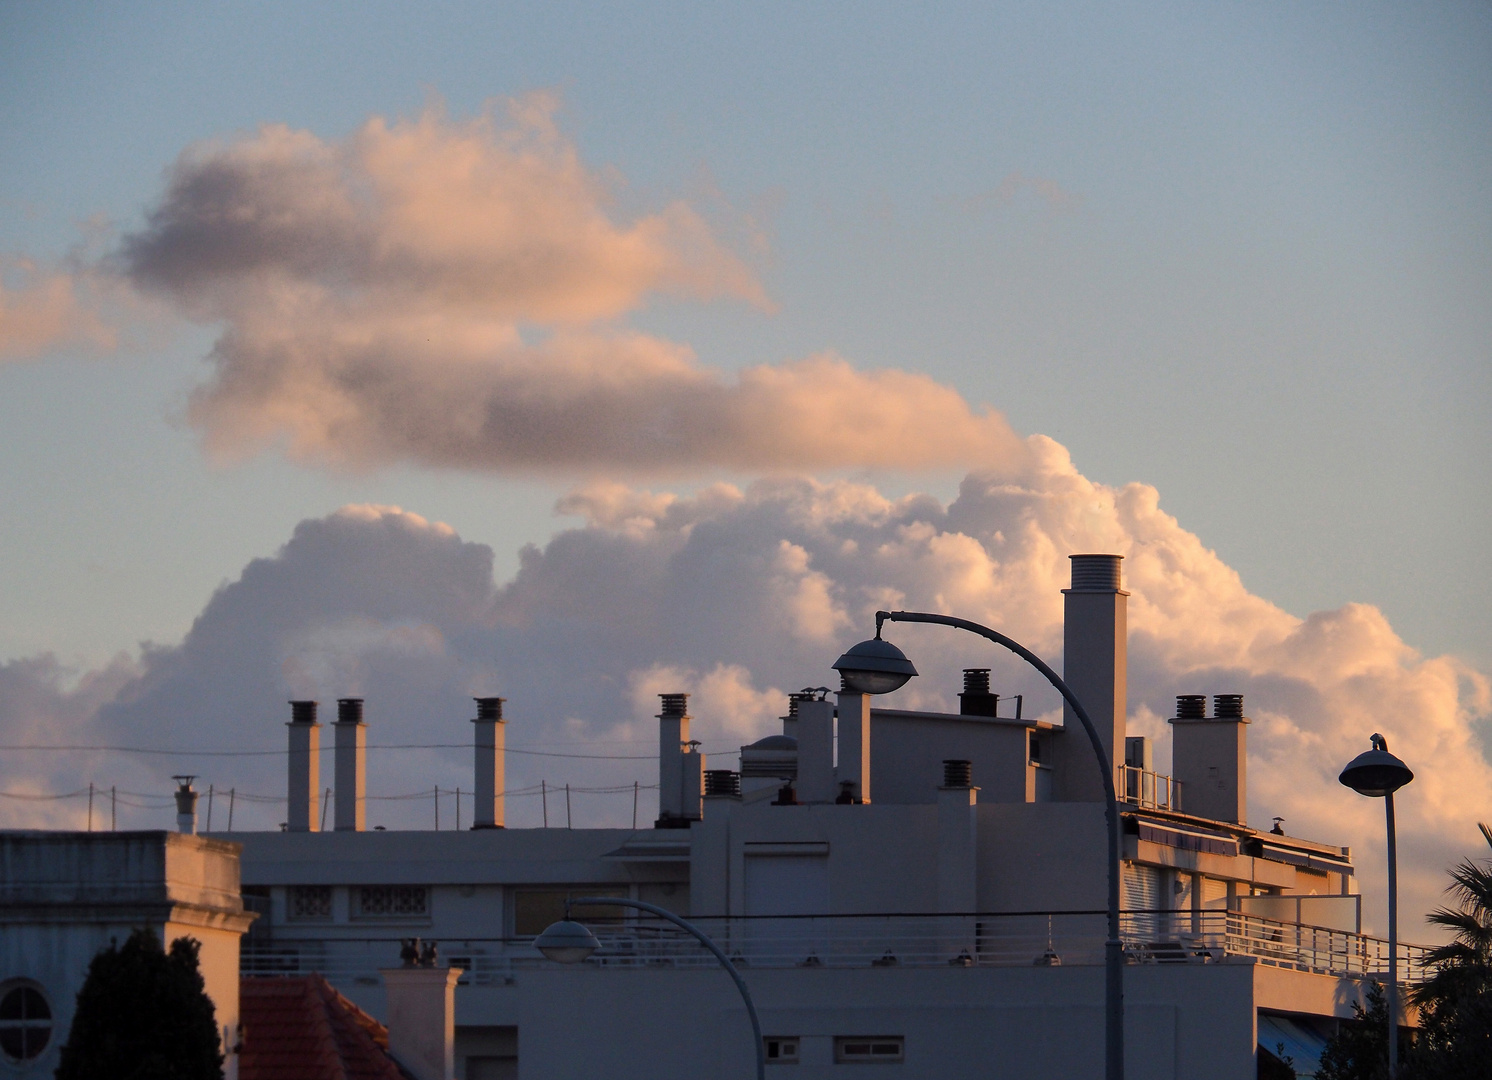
533,919 -> 601,964
1339,734 -> 1413,798
832,636 -> 918,696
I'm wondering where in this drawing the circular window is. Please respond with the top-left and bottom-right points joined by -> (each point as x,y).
0,983 -> 52,1062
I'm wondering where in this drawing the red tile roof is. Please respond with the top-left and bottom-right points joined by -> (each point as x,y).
240,976 -> 409,1080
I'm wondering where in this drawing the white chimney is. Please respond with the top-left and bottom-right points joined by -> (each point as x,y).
836,688 -> 870,803
936,760 -> 978,912
1169,694 -> 1249,824
173,776 -> 199,834
681,741 -> 705,822
381,960 -> 460,1080
796,697 -> 835,803
334,698 -> 366,831
286,701 -> 320,832
655,693 -> 690,826
1059,554 -> 1128,802
472,697 -> 506,829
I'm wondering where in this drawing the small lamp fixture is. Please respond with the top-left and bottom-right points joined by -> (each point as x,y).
533,919 -> 601,964
832,636 -> 918,696
1338,734 -> 1414,797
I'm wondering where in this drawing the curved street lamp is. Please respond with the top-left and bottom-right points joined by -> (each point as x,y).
835,610 -> 1125,1080
1339,734 -> 1414,1077
535,897 -> 765,1080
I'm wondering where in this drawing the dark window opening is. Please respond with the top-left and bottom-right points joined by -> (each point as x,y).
765,1037 -> 799,1064
512,889 -> 629,936
0,984 -> 52,1061
834,1036 -> 904,1063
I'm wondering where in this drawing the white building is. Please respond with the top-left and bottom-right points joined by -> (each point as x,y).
204,554 -> 1411,1079
0,830 -> 254,1079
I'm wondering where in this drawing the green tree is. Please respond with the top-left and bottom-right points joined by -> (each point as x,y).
55,927 -> 223,1080
1404,825 -> 1492,1079
1316,981 -> 1391,1080
1258,1041 -> 1298,1080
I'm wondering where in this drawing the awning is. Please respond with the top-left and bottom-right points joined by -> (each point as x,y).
1136,821 -> 1239,856
1258,1013 -> 1331,1078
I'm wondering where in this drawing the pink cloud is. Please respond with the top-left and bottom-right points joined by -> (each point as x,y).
0,260 -> 115,361
114,97 -> 1026,475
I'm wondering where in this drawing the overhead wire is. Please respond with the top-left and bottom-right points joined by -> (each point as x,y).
0,741 -> 743,759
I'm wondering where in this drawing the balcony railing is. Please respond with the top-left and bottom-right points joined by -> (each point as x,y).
1117,765 -> 1181,811
242,909 -> 1431,985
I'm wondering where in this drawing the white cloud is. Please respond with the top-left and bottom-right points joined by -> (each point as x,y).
0,451 -> 1486,938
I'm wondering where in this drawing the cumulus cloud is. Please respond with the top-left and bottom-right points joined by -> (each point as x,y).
110,96 -> 1025,474
1,446 -> 1486,936
0,259 -> 115,361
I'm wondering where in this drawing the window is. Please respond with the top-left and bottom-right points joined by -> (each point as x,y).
354,885 -> 429,919
512,889 -> 627,936
834,1036 -> 903,1064
288,885 -> 332,921
765,1037 -> 799,1064
0,983 -> 52,1062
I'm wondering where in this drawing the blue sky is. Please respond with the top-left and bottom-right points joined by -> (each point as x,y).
1,0 -> 1488,670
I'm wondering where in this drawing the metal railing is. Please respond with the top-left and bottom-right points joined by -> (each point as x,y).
1117,765 -> 1182,811
242,909 -> 1431,984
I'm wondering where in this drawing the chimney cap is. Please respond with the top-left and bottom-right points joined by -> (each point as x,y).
1213,694 -> 1244,719
336,698 -> 365,724
289,700 -> 319,724
658,693 -> 690,717
1067,553 -> 1124,592
1175,695 -> 1207,719
474,697 -> 505,721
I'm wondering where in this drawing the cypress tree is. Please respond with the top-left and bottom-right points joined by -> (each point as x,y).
55,928 -> 223,1080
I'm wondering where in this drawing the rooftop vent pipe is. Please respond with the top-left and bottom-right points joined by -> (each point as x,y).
1169,692 -> 1250,823
286,700 -> 321,832
1060,554 -> 1128,802
656,693 -> 698,827
959,668 -> 999,717
173,776 -> 198,834
472,697 -> 506,829
334,698 -> 367,831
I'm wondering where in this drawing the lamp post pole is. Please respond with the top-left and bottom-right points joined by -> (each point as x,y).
871,610 -> 1125,1080
1385,791 -> 1400,1076
547,897 -> 765,1080
1338,733 -> 1413,1079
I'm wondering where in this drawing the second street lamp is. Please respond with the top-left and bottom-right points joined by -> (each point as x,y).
1339,734 -> 1415,1077
535,897 -> 766,1080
